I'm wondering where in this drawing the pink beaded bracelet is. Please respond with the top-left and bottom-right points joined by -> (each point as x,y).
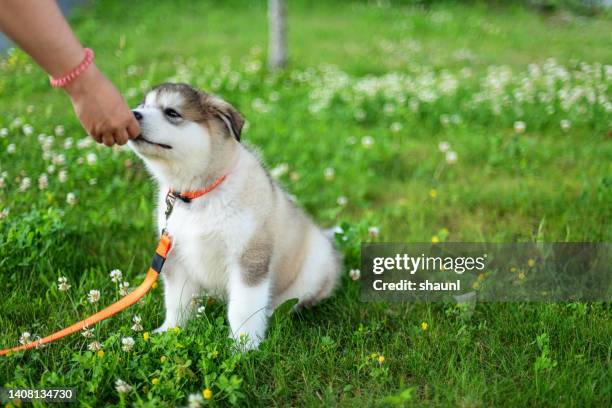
49,48 -> 95,88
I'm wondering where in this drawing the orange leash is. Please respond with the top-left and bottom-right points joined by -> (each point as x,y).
0,233 -> 172,357
0,176 -> 227,357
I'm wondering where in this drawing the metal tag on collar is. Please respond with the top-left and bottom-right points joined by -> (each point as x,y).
165,191 -> 177,220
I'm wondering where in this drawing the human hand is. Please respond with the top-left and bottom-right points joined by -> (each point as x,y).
64,64 -> 140,146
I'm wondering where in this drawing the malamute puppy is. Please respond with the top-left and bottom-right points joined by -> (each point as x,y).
128,83 -> 340,349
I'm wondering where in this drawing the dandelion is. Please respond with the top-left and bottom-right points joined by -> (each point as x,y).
390,122 -> 403,133
513,121 -> 526,134
421,322 -> 429,331
38,173 -> 48,190
378,355 -> 385,363
160,355 -> 167,363
58,170 -> 68,183
7,144 -> 16,154
202,388 -> 213,400
115,379 -> 132,393
560,119 -> 571,132
19,177 -> 31,192
361,135 -> 374,148
119,281 -> 130,296
445,151 -> 458,164
121,336 -> 135,352
431,236 -> 440,243
368,226 -> 380,238
87,289 -> 100,303
337,196 -> 348,206
323,167 -> 335,180
109,269 -> 123,283
19,332 -> 32,345
438,141 -> 450,152
88,341 -> 102,352
151,378 -> 160,385
188,393 -> 204,408
527,258 -> 536,268
131,315 -> 143,332
66,192 -> 76,206
97,350 -> 105,358
86,153 -> 97,165
270,163 -> 289,179
429,189 -> 437,198
82,327 -> 95,339
349,269 -> 361,281
143,332 -> 150,342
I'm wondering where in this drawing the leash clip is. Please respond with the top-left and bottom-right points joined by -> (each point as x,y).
163,191 -> 178,233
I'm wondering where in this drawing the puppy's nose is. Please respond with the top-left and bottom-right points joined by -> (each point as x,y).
132,110 -> 143,121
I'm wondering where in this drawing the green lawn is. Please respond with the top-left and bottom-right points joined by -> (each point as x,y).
1,0 -> 611,406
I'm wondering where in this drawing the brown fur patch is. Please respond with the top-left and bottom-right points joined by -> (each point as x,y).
240,229 -> 273,286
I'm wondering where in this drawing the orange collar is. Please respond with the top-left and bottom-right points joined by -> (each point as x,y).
169,174 -> 227,203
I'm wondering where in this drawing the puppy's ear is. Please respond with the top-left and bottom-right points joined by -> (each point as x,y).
206,96 -> 245,142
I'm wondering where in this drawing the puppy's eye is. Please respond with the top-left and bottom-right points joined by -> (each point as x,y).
164,108 -> 182,119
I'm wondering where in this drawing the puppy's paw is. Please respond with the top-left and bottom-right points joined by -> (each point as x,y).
152,322 -> 172,334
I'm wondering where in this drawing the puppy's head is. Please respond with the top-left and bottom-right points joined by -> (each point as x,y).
128,83 -> 244,182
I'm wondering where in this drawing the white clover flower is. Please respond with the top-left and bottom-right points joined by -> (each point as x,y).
66,192 -> 77,206
47,165 -> 56,174
120,281 -> 130,296
368,226 -> 380,238
77,137 -> 93,149
88,178 -> 97,186
87,289 -> 100,303
87,341 -> 102,351
445,151 -> 458,164
438,141 -> 450,152
337,196 -> 348,206
82,327 -> 95,339
121,337 -> 135,352
0,208 -> 9,219
19,331 -> 32,345
513,121 -> 526,134
19,177 -> 31,192
63,138 -> 73,149
58,170 -> 68,183
7,144 -> 16,154
354,109 -> 366,121
54,125 -> 65,136
57,276 -> 71,292
560,119 -> 571,132
188,393 -> 204,408
439,114 -> 450,127
349,269 -> 361,281
270,163 -> 289,179
323,167 -> 335,181
390,122 -> 403,133
77,157 -> 85,165
197,305 -> 206,315
361,136 -> 374,149
86,153 -> 97,165
115,379 -> 132,393
22,124 -> 34,136
289,171 -> 300,181
53,154 -> 66,165
38,173 -> 48,190
0,128 -> 8,138
131,319 -> 143,332
347,136 -> 357,145
110,269 -> 123,283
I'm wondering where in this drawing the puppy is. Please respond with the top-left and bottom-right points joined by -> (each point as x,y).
128,83 -> 340,349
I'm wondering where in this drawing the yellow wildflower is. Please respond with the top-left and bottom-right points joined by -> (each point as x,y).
431,236 -> 440,243
370,352 -> 378,359
518,272 -> 526,280
203,388 -> 213,400
151,378 -> 159,385
97,350 -> 105,358
527,259 -> 535,268
143,332 -> 150,342
429,189 -> 437,198
160,356 -> 167,363
378,355 -> 385,363
152,282 -> 158,289
421,322 -> 429,331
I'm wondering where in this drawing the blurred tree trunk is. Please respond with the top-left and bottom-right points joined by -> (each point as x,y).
268,0 -> 287,70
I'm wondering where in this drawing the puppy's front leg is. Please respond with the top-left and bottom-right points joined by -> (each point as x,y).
154,265 -> 199,333
227,259 -> 271,350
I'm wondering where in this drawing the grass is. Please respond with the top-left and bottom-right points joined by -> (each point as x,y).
1,0 -> 611,406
